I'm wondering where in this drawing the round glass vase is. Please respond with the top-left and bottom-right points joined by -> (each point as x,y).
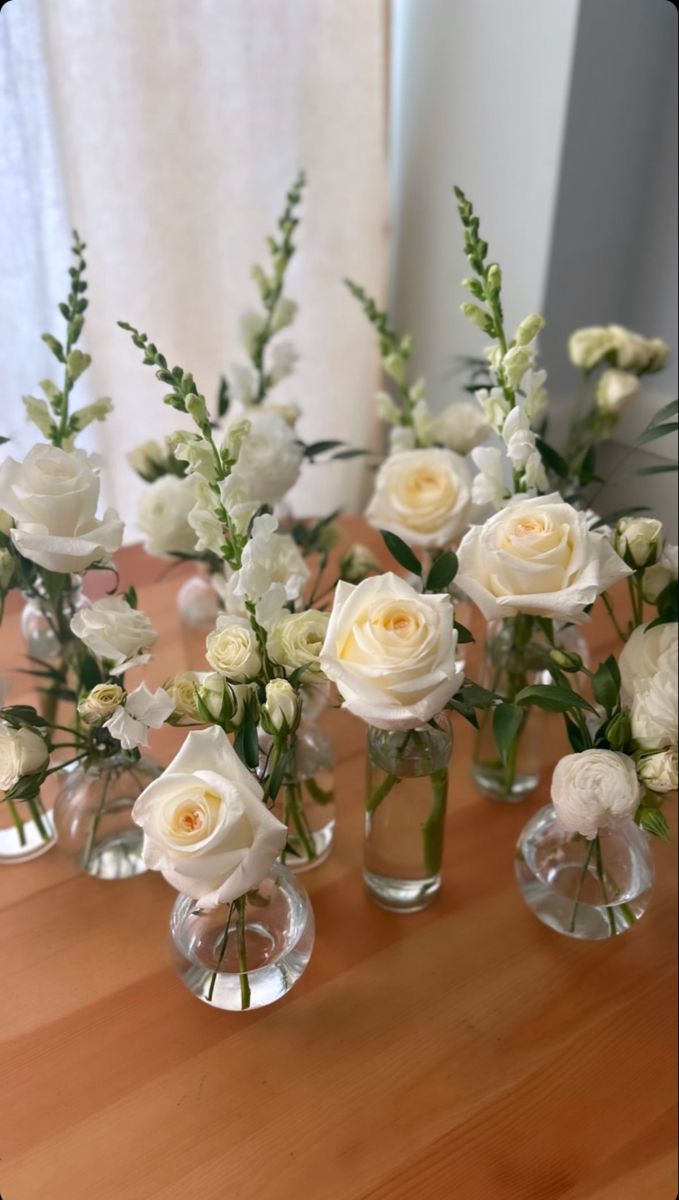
472,616 -> 551,803
515,805 -> 654,939
169,863 -> 315,1011
364,715 -> 452,913
177,568 -> 222,670
53,753 -> 160,879
0,793 -> 56,865
276,721 -> 335,873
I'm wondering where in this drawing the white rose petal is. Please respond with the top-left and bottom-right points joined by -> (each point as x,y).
0,722 -> 49,791
320,572 -> 463,731
637,749 -> 678,794
366,448 -> 472,549
205,615 -> 261,681
268,609 -> 330,678
71,597 -> 158,673
551,749 -> 641,837
132,725 -> 287,907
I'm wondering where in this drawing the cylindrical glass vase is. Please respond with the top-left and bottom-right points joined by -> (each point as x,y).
177,569 -> 222,670
364,716 -> 452,913
169,863 -> 315,1010
276,722 -> 335,873
53,753 -> 160,879
515,805 -> 654,939
0,793 -> 56,865
472,617 -> 550,802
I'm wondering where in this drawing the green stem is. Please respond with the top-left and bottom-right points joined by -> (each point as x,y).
593,835 -> 617,936
568,837 -> 596,933
82,762 -> 113,871
5,796 -> 27,846
206,901 -> 235,1003
236,896 -> 251,1011
421,769 -> 448,877
366,772 -> 399,815
601,591 -> 627,642
284,783 -> 316,863
24,794 -> 51,843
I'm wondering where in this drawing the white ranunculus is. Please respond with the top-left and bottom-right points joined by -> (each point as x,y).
456,493 -> 631,623
205,615 -> 261,681
470,446 -> 508,508
615,516 -> 663,568
637,749 -> 678,794
596,368 -> 639,415
104,684 -> 174,751
551,749 -> 641,837
71,596 -> 158,673
0,444 -> 123,573
643,544 -> 678,603
132,725 -> 286,906
227,410 -> 304,506
431,401 -> 489,455
366,448 -> 472,549
77,683 -> 125,725
619,622 -> 678,749
319,572 -> 463,731
568,327 -> 615,371
0,722 -> 49,790
137,476 -> 198,558
268,609 -> 330,678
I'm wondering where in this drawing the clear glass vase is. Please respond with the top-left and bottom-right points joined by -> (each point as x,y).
0,793 -> 56,865
20,599 -> 61,660
169,863 -> 315,1010
53,753 -> 159,879
472,616 -> 551,802
515,805 -> 654,939
276,722 -> 335,873
364,715 -> 452,913
177,569 -> 222,670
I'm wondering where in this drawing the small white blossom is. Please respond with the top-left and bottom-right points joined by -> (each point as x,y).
104,685 -> 174,751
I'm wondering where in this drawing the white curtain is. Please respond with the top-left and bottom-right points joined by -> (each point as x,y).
1,0 -> 388,530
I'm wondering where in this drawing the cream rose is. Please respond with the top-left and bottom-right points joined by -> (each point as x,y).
431,400 -> 489,455
71,597 -> 158,673
137,476 -> 198,557
132,725 -> 287,907
205,616 -> 261,681
551,749 -> 641,837
228,409 -> 304,506
456,493 -> 631,623
319,572 -> 463,731
366,448 -> 472,549
619,622 -> 678,749
0,723 -> 49,790
268,609 -> 330,678
77,683 -> 125,725
637,749 -> 678,794
0,444 -> 123,573
615,516 -> 663,568
643,544 -> 678,603
261,679 -> 300,736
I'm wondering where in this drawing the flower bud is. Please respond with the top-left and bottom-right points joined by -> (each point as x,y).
460,302 -> 492,333
186,393 -> 210,429
260,679 -> 300,738
644,338 -> 669,373
615,516 -> 664,569
605,709 -> 631,750
77,683 -> 125,726
643,548 -> 678,603
596,369 -> 639,416
637,748 -> 678,794
66,349 -> 91,381
376,392 -> 401,423
550,647 -> 583,673
514,314 -> 545,347
487,264 -> 502,291
225,418 -> 252,464
502,346 -> 533,389
382,353 -> 407,387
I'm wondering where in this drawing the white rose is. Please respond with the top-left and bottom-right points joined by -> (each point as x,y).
199,674 -> 252,725
137,476 -> 198,558
71,596 -> 158,673
643,544 -> 678,603
637,749 -> 678,794
0,445 -> 123,573
615,516 -> 663,568
0,723 -> 49,790
551,749 -> 641,837
104,684 -> 174,751
77,682 -> 125,725
456,493 -> 631,623
568,327 -> 615,371
205,616 -> 261,681
268,609 -> 330,678
132,725 -> 287,908
619,622 -> 678,749
366,448 -> 472,549
165,672 -> 204,722
319,572 -> 463,731
596,368 -> 639,415
228,410 -> 303,506
261,678 -> 300,735
431,401 -> 489,455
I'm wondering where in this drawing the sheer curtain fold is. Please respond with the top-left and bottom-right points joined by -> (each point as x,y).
1,0 -> 388,529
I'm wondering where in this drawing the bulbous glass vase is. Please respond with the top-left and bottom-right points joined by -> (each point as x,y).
169,864 -> 315,1010
53,753 -> 159,879
364,715 -> 452,913
515,805 -> 654,939
0,793 -> 56,865
275,721 -> 335,872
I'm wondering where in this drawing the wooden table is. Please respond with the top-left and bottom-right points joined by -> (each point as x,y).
1,524 -> 676,1200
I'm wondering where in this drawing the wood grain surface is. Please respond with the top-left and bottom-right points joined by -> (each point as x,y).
1,521 -> 676,1200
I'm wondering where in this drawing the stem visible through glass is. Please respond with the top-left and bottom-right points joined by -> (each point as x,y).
568,836 -> 596,933
236,895 -> 251,1010
206,901 -> 235,1003
421,768 -> 448,877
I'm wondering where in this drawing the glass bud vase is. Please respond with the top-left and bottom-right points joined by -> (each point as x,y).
364,715 -> 452,913
53,753 -> 160,879
472,617 -> 550,803
169,863 -> 315,1010
177,569 -> 222,670
0,794 -> 56,865
277,722 -> 335,872
515,805 -> 654,939
20,599 -> 61,660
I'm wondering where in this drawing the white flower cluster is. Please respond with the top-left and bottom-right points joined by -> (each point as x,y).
568,324 -> 669,418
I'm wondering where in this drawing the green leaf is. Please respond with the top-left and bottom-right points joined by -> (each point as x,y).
635,804 -> 671,842
565,716 -> 588,753
0,704 -> 48,728
217,375 -> 230,418
592,655 -> 621,714
536,436 -> 569,478
234,704 -> 260,771
267,747 -> 291,801
649,398 -> 678,425
446,698 -> 479,728
633,463 -> 678,477
634,421 -> 678,447
647,579 -> 678,628
303,440 -> 345,459
380,530 -> 422,576
123,585 -> 138,609
459,679 -> 495,710
492,703 -> 525,768
515,683 -> 596,713
425,551 -> 458,591
454,620 -> 474,645
330,448 -> 371,460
